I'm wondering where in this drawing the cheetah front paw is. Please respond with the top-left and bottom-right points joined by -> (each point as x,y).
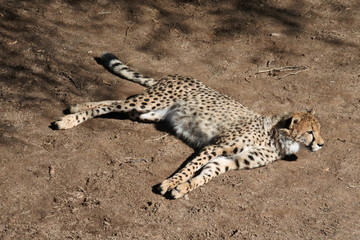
158,179 -> 173,195
170,182 -> 190,199
158,178 -> 184,195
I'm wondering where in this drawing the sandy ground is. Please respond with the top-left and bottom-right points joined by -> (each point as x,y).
1,0 -> 359,239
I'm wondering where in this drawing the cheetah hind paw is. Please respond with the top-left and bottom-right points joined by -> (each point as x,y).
52,114 -> 79,130
68,105 -> 80,113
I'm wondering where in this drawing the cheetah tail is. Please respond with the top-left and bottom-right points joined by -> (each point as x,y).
97,52 -> 158,87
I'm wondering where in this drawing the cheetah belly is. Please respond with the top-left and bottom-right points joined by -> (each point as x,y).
163,106 -> 219,147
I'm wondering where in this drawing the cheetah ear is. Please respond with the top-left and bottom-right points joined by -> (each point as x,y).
307,109 -> 315,115
283,117 -> 293,129
288,114 -> 301,130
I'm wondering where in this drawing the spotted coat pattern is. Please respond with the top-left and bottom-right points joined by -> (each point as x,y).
54,53 -> 324,199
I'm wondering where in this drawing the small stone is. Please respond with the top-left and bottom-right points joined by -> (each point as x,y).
270,33 -> 281,37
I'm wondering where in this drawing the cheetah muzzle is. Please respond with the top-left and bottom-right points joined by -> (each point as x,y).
53,53 -> 325,199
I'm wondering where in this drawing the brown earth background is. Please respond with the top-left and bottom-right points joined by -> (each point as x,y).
1,0 -> 359,239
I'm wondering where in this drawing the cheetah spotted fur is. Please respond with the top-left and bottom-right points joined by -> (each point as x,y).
54,53 -> 325,199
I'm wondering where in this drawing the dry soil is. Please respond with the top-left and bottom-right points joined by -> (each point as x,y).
1,0 -> 359,239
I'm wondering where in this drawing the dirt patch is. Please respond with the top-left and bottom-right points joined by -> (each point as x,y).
1,0 -> 359,239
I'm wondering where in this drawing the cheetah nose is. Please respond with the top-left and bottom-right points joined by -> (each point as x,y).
317,143 -> 324,147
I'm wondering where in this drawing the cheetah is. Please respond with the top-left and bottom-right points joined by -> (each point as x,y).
53,53 -> 325,199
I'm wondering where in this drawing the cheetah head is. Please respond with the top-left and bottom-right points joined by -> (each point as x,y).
280,110 -> 324,152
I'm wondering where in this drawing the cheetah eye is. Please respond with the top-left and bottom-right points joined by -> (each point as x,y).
292,119 -> 299,124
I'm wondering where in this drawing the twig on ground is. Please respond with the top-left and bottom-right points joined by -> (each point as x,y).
102,80 -> 112,86
146,134 -> 169,142
256,66 -> 307,74
60,71 -> 80,89
279,67 -> 308,79
122,158 -> 148,164
255,66 -> 308,79
244,77 -> 251,83
125,22 -> 134,36
97,11 -> 111,15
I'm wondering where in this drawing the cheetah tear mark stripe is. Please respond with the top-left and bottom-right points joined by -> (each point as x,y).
101,53 -> 158,87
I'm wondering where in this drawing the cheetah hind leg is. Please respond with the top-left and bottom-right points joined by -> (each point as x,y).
54,99 -> 168,129
54,100 -> 125,129
54,108 -> 111,129
68,100 -> 123,113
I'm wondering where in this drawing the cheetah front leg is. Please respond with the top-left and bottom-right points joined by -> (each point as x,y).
170,156 -> 238,199
158,145 -> 224,195
169,146 -> 279,198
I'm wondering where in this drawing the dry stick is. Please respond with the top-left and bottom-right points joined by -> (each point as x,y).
256,66 -> 307,74
278,68 -> 309,79
97,11 -> 111,15
125,23 -> 134,36
244,77 -> 251,83
255,66 -> 308,79
102,80 -> 112,86
60,72 -> 80,89
146,134 -> 169,142
123,158 -> 148,164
